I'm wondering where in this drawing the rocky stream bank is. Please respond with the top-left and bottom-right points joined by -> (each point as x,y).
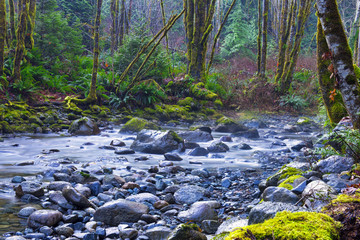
1,103 -> 359,240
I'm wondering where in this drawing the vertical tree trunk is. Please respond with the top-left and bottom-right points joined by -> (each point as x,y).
110,0 -> 118,55
317,0 -> 360,129
257,0 -> 262,75
160,0 -> 169,51
184,0 -> 194,70
13,0 -> 29,83
25,0 -> 36,49
9,0 -> 16,45
0,0 -> 5,77
127,0 -> 133,34
259,0 -> 269,79
87,0 -> 103,102
317,19 -> 347,123
119,0 -> 125,46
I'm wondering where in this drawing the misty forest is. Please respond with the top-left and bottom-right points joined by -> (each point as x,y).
1,0 -> 360,239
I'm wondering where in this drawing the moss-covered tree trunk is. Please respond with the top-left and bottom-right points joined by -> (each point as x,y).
110,0 -> 119,55
13,0 -> 29,83
184,0 -> 216,81
119,0 -> 125,46
0,0 -> 5,77
9,0 -> 16,46
259,0 -> 269,79
317,19 -> 347,123
317,0 -> 360,129
256,0 -> 262,75
25,0 -> 36,49
127,0 -> 133,34
87,0 -> 103,102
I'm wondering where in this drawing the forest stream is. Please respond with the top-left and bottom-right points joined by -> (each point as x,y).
0,115 -> 318,237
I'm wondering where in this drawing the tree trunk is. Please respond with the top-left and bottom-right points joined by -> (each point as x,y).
257,0 -> 262,75
13,0 -> 29,83
119,0 -> 125,46
25,0 -> 36,50
110,0 -> 118,55
317,19 -> 347,123
127,0 -> 133,34
0,0 -> 5,77
9,0 -> 16,45
87,0 -> 103,102
317,0 -> 360,129
259,0 -> 269,79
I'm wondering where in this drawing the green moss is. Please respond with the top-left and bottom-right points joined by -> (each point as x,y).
214,99 -> 223,108
354,64 -> 360,79
120,117 -> 161,133
225,211 -> 341,240
169,130 -> 183,143
99,110 -> 107,118
177,97 -> 197,108
211,232 -> 229,240
279,167 -> 304,180
278,175 -> 303,190
216,116 -> 235,125
0,121 -> 13,133
331,191 -> 360,204
190,82 -> 218,101
0,137 -> 3,142
297,117 -> 312,125
29,116 -> 43,125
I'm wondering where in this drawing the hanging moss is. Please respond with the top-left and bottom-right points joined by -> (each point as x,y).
225,211 -> 341,240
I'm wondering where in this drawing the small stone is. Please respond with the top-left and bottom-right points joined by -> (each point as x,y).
11,176 -> 26,183
154,200 -> 169,209
221,178 -> 232,188
55,225 -> 74,237
110,139 -> 126,147
188,147 -> 209,156
164,153 -> 183,161
115,148 -> 135,155
18,207 -> 37,218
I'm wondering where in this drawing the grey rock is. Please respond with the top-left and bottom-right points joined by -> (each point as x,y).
105,227 -> 119,238
178,130 -> 213,142
174,185 -> 207,205
68,117 -> 100,135
201,220 -> 220,234
164,153 -> 183,161
119,228 -> 138,240
62,186 -> 92,208
167,224 -> 207,240
302,180 -> 337,210
97,193 -> 113,202
24,233 -> 45,239
11,176 -> 26,183
5,237 -> 27,240
215,217 -> 248,235
207,141 -> 229,153
55,225 -> 74,237
39,226 -> 53,236
231,129 -> 260,139
16,182 -> 44,198
188,147 -> 209,156
248,202 -> 307,225
110,139 -> 126,147
47,181 -> 72,191
315,156 -> 354,174
27,210 -> 63,228
214,121 -> 248,133
221,177 -> 232,188
53,173 -> 71,182
144,226 -> 172,240
126,193 -> 160,205
114,148 -> 135,155
323,174 -> 360,193
291,180 -> 307,195
185,142 -> 200,149
102,174 -> 125,187
18,207 -> 37,218
94,199 -> 149,225
178,201 -> 219,223
131,130 -> 185,154
262,187 -> 300,204
49,191 -> 73,209
220,136 -> 232,142
291,140 -> 313,151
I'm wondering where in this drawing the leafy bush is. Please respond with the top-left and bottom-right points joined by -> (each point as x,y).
205,73 -> 230,100
280,94 -> 309,111
130,79 -> 167,107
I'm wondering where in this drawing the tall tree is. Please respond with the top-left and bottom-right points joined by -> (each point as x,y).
13,0 -> 29,83
0,0 -> 5,77
317,19 -> 347,123
25,0 -> 36,49
110,0 -> 119,55
9,0 -> 16,45
317,0 -> 360,129
259,0 -> 269,79
87,0 -> 103,102
184,0 -> 216,81
256,0 -> 262,75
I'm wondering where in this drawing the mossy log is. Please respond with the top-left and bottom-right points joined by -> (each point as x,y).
317,19 -> 347,124
317,0 -> 360,129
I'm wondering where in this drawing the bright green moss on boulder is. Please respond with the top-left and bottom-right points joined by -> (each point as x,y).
190,82 -> 218,101
225,211 -> 341,240
278,175 -> 303,190
120,117 -> 161,133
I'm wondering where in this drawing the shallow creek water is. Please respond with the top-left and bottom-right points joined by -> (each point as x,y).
0,123 -> 317,236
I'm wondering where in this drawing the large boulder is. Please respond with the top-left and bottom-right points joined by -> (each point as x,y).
261,187 -> 300,204
174,185 -> 207,205
119,117 -> 161,134
178,130 -> 213,142
131,130 -> 185,154
27,210 -> 63,228
315,155 -> 354,174
94,199 -> 149,226
230,129 -> 260,139
214,117 -> 248,133
68,117 -> 100,135
302,180 -> 337,210
126,193 -> 160,205
248,202 -> 307,225
207,141 -> 229,153
178,201 -> 219,223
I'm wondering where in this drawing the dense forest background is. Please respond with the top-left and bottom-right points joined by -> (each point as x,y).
0,0 -> 359,118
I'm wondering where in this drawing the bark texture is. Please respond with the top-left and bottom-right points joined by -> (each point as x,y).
0,0 -> 5,77
25,0 -> 36,49
259,0 -> 269,79
317,0 -> 360,129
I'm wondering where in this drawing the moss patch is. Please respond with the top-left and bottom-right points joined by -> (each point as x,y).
120,117 -> 161,133
278,175 -> 303,190
225,211 -> 341,240
190,82 -> 218,101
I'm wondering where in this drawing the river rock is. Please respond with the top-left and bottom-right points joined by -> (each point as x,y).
188,147 -> 209,156
102,174 -> 125,187
120,117 -> 161,133
178,201 -> 219,223
167,224 -> 207,240
49,191 -> 73,209
315,155 -> 354,174
126,193 -> 160,205
5,237 -> 27,240
215,217 -> 248,235
291,140 -> 313,151
62,186 -> 92,208
94,199 -> 149,225
53,173 -> 71,182
131,130 -> 185,154
220,136 -> 232,142
114,148 -> 135,155
68,117 -> 100,135
48,181 -> 72,191
145,226 -> 172,240
302,180 -> 337,210
231,129 -> 260,139
207,141 -> 229,153
15,182 -> 44,198
323,174 -> 360,193
214,118 -> 248,133
18,207 -> 37,218
27,210 -> 63,228
248,202 -> 307,225
202,220 -> 220,234
164,153 -> 183,161
11,176 -> 26,183
174,185 -> 207,205
55,225 -> 74,237
178,130 -> 213,142
262,187 -> 300,204
110,139 -> 126,147
119,228 -> 138,239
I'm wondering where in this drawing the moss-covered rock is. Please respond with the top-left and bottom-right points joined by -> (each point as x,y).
178,97 -> 200,110
68,117 -> 100,136
214,99 -> 223,109
168,223 -> 207,240
190,82 -> 218,101
266,166 -> 304,187
0,121 -> 13,134
225,211 -> 341,240
120,117 -> 161,133
278,175 -> 304,190
214,116 -> 248,133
